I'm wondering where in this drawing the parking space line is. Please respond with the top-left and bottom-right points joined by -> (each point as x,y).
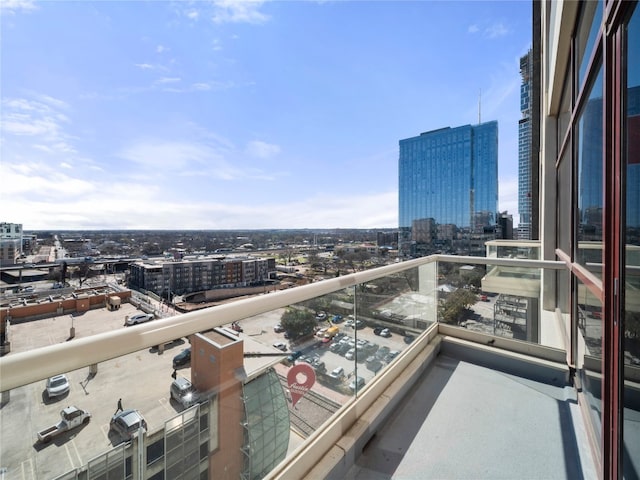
70,439 -> 83,467
100,424 -> 111,443
64,444 -> 76,469
20,458 -> 35,480
158,397 -> 172,413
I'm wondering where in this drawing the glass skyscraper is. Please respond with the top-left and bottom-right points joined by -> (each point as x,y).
398,121 -> 498,257
518,49 -> 533,240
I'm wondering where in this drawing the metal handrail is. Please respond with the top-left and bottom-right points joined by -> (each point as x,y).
0,255 -> 564,391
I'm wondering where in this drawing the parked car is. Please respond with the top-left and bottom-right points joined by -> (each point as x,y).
37,406 -> 91,443
273,324 -> 284,333
110,409 -> 147,441
125,313 -> 154,326
287,350 -> 302,362
376,346 -> 390,360
46,374 -> 70,399
315,311 -> 327,321
273,342 -> 287,351
331,314 -> 343,324
329,366 -> 344,379
345,348 -> 356,360
172,348 -> 191,368
373,327 -> 383,336
170,377 -> 199,409
349,376 -> 365,391
366,356 -> 383,372
386,350 -> 400,362
380,328 -> 392,338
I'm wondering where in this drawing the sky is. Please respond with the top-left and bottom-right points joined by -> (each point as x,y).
1,0 -> 532,231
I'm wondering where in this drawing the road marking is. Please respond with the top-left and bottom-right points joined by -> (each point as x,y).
100,424 -> 111,443
159,397 -> 172,413
64,443 -> 76,469
20,458 -> 35,480
70,439 -> 83,467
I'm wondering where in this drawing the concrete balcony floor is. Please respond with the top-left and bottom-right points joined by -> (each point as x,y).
344,342 -> 598,480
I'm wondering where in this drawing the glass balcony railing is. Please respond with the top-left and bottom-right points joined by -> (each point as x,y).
0,253 -> 573,480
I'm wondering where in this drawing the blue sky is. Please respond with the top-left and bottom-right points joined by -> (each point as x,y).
1,0 -> 532,230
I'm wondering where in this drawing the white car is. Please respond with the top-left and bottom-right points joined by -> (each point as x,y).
273,342 -> 287,351
329,366 -> 344,379
380,328 -> 392,338
125,313 -> 154,326
46,374 -> 70,399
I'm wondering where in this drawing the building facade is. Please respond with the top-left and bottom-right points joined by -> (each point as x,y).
129,257 -> 276,297
518,49 -> 534,240
398,121 -> 499,257
538,1 -> 640,476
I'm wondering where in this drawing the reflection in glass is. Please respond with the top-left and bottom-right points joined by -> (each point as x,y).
576,0 -> 602,90
576,277 -> 602,448
624,5 -> 640,478
577,68 -> 603,267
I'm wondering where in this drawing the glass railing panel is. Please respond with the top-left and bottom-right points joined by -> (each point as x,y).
437,261 -> 553,345
576,277 -> 602,449
485,240 -> 541,260
0,345 -> 211,480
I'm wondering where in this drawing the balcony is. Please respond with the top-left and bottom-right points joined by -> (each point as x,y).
0,252 -> 620,479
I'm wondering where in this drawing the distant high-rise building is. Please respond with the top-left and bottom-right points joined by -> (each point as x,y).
0,222 -> 23,266
398,121 -> 498,257
518,49 -> 533,240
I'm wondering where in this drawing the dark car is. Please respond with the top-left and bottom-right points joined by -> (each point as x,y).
172,348 -> 191,368
286,350 -> 302,362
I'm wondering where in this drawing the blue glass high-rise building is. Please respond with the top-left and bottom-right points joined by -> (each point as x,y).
398,121 -> 499,257
518,49 -> 533,239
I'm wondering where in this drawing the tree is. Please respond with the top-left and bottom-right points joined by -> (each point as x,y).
439,288 -> 478,324
280,308 -> 316,339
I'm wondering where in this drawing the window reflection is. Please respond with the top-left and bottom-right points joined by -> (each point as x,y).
624,5 -> 640,478
577,69 -> 603,268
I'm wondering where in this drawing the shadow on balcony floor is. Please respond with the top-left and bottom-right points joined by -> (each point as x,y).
346,354 -> 597,480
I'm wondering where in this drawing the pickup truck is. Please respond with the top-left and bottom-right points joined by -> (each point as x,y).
37,406 -> 91,443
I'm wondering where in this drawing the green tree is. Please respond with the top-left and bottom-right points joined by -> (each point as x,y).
439,288 -> 478,324
280,308 -> 316,339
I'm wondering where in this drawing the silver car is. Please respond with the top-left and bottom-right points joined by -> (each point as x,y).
46,374 -> 70,399
109,409 -> 147,441
170,377 -> 199,409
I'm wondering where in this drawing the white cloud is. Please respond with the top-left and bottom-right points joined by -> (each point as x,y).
186,10 -> 199,20
245,140 -> 281,159
485,22 -> 508,39
468,24 -> 479,34
0,0 -> 37,14
211,0 -> 270,24
135,63 -> 155,69
1,95 -> 82,160
192,83 -> 212,91
156,77 -> 181,84
156,44 -> 166,53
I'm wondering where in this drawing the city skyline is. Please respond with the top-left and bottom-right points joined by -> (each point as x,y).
1,1 -> 532,230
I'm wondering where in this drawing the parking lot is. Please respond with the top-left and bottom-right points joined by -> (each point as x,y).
238,310 -> 409,392
0,304 -> 191,480
0,300 -> 411,479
